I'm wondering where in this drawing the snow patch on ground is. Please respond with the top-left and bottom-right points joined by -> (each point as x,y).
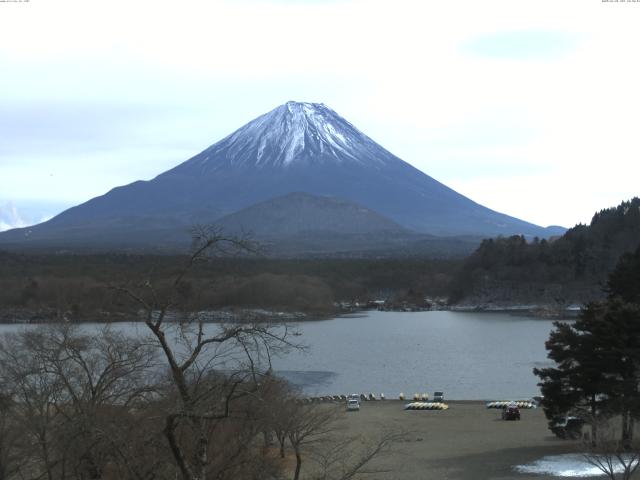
515,454 -> 638,477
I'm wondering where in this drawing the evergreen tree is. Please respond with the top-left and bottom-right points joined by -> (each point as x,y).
534,246 -> 640,445
533,307 -> 611,442
451,198 -> 640,304
607,245 -> 640,304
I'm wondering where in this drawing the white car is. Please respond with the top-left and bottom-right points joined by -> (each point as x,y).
347,399 -> 360,411
433,391 -> 445,402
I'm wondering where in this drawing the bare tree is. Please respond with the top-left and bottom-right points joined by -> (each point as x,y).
281,399 -> 405,480
0,392 -> 26,480
584,418 -> 640,480
113,226 -> 299,480
235,356 -> 405,480
0,227 -> 396,480
256,375 -> 297,458
0,324 -> 163,480
0,328 -> 66,480
286,403 -> 341,480
309,430 -> 405,480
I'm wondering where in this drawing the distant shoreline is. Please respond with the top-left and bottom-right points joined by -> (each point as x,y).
0,303 -> 580,324
449,304 -> 581,319
0,307 -> 314,324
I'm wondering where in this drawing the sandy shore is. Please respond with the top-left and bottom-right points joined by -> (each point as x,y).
326,400 -> 587,480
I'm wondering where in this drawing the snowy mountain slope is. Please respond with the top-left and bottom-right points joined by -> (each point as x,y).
0,101 -> 564,251
177,102 -> 392,171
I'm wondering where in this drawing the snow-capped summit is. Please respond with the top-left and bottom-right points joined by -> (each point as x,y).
0,102 -> 565,251
171,101 -> 394,173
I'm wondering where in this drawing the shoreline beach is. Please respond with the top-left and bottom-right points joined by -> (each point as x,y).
326,400 -> 587,479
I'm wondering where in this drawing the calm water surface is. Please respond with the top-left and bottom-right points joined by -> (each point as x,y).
272,310 -> 558,400
0,311 -> 560,400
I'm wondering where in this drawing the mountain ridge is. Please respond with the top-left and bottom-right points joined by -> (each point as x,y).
0,101 -> 565,252
216,191 -> 409,237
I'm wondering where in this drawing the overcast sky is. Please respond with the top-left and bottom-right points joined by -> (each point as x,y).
1,0 -> 639,231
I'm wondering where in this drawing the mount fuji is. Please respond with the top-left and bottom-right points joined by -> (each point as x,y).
0,101 -> 564,253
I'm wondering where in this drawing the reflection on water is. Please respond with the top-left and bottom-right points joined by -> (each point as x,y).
0,310 -> 562,400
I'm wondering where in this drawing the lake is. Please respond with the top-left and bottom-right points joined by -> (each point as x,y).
0,310 -> 562,400
271,310 -> 560,400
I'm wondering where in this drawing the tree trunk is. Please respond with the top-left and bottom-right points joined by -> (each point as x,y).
621,410 -> 631,450
196,427 -> 208,480
591,394 -> 598,446
279,437 -> 286,459
80,451 -> 102,479
40,436 -> 54,480
0,452 -> 6,480
164,415 -> 194,480
198,436 -> 209,480
293,448 -> 302,480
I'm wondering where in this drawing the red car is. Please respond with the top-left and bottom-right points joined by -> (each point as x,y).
502,403 -> 521,421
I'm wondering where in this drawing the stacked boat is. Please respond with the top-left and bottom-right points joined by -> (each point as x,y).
486,401 -> 536,409
404,402 -> 449,411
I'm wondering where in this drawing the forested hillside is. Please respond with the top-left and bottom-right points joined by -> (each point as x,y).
450,198 -> 640,307
0,253 -> 458,322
